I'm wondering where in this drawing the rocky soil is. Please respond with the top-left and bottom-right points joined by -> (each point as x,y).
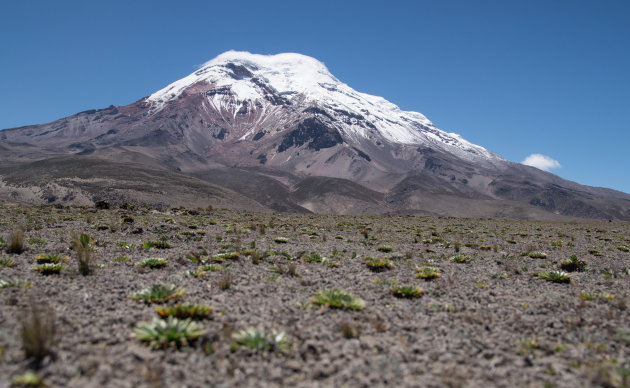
0,204 -> 629,387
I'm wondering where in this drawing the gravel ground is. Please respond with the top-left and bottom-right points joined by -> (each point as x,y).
0,204 -> 629,387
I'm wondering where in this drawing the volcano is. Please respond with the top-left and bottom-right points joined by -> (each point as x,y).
1,51 -> 629,219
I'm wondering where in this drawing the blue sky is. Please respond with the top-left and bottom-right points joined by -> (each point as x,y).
1,0 -> 629,193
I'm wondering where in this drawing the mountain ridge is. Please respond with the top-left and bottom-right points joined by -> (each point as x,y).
1,51 -> 629,220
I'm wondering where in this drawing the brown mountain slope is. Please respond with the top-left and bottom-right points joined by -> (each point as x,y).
0,156 -> 270,211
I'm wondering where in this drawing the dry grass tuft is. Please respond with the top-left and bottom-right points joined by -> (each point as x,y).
20,297 -> 59,364
7,227 -> 25,254
72,233 -> 94,275
218,271 -> 232,290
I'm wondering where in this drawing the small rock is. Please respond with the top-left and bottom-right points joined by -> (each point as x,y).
94,200 -> 110,209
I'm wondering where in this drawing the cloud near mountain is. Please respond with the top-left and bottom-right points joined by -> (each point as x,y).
522,154 -> 561,171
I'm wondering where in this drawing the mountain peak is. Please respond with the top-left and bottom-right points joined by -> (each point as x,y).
148,51 -> 338,106
205,51 -> 331,76
145,51 -> 500,162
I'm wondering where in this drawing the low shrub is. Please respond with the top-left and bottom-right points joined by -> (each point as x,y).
137,258 -> 168,268
0,257 -> 16,267
0,279 -> 31,289
28,237 -> 47,248
533,270 -> 572,283
210,252 -> 239,262
10,371 -> 44,387
199,264 -> 222,272
231,327 -> 291,354
449,254 -> 471,263
377,245 -> 393,253
525,251 -> 547,259
34,254 -> 65,264
559,255 -> 587,272
391,285 -> 423,298
416,266 -> 441,280
179,269 -> 206,278
155,303 -> 213,320
310,288 -> 365,310
579,292 -> 615,301
134,317 -> 205,349
130,284 -> 186,303
304,253 -> 323,263
365,257 -> 394,272
33,263 -> 65,275
142,241 -> 172,250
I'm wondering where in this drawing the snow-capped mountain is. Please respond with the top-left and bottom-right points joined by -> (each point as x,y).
1,51 -> 629,219
147,51 -> 498,163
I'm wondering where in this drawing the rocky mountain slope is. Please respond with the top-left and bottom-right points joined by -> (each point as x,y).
1,51 -> 629,219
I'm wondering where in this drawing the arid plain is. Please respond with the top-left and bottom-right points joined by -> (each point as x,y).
1,204 -> 629,387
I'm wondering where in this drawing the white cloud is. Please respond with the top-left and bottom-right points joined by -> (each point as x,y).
521,154 -> 561,171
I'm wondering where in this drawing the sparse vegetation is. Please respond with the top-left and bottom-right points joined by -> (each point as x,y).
0,205 -> 628,387
218,271 -> 232,290
72,233 -> 94,275
130,284 -> 186,303
0,257 -> 16,267
377,245 -> 393,252
449,254 -> 471,263
310,288 -> 365,310
10,371 -> 43,387
34,254 -> 64,264
199,264 -> 222,272
286,262 -> 299,277
210,252 -> 239,261
579,292 -> 615,301
338,320 -> 360,339
250,249 -> 262,264
365,257 -> 394,272
33,263 -> 65,275
559,255 -> 587,272
20,298 -> 59,363
6,227 -> 25,254
28,237 -> 47,248
179,269 -> 206,278
304,252 -> 323,263
137,257 -> 168,268
416,266 -> 441,280
142,241 -> 173,250
232,327 -> 291,354
391,285 -> 423,298
155,303 -> 213,320
0,279 -> 31,288
134,316 -> 205,349
525,251 -> 547,259
533,270 -> 572,283
373,278 -> 399,286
